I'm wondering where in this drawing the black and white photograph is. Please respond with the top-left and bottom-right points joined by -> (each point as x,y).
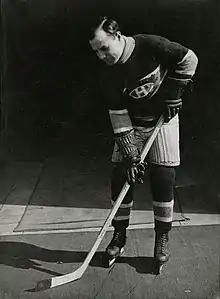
0,0 -> 219,298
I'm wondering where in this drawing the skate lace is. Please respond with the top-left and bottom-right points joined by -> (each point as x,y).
161,234 -> 167,252
157,233 -> 168,255
110,231 -> 124,247
112,232 -> 120,243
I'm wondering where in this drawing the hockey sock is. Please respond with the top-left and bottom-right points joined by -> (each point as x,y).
150,164 -> 176,233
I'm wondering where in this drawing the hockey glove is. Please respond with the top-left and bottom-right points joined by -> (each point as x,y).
136,160 -> 148,184
115,129 -> 147,184
164,98 -> 182,121
124,157 -> 148,185
162,77 -> 191,122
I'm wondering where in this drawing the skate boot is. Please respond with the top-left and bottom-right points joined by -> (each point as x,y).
154,231 -> 170,274
106,229 -> 126,267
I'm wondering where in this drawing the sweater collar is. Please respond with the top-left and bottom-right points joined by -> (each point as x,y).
118,36 -> 135,64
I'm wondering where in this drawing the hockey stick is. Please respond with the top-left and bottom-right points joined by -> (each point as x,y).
35,114 -> 164,291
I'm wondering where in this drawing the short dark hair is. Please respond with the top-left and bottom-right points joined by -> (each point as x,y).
88,16 -> 120,40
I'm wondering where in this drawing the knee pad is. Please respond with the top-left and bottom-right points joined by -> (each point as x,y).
111,163 -> 133,203
150,164 -> 176,202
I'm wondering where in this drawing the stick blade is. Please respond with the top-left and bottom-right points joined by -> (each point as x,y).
35,278 -> 52,291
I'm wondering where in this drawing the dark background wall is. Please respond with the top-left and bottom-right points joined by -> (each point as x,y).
1,0 -> 220,160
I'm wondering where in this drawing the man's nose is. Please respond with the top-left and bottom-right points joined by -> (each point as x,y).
97,51 -> 106,60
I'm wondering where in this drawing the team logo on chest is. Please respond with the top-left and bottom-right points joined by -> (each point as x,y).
129,83 -> 154,99
126,65 -> 167,100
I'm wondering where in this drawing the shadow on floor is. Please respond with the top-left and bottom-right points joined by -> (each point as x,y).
91,251 -> 158,275
0,241 -> 158,276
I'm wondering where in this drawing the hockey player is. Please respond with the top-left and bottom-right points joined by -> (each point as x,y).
89,17 -> 198,271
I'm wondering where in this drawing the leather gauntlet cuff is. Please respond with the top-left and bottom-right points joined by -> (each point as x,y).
163,77 -> 192,100
115,130 -> 139,160
165,98 -> 182,106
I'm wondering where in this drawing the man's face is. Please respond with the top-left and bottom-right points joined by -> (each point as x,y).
89,28 -> 124,65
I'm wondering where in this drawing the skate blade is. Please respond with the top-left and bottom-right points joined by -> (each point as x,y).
158,264 -> 163,274
108,257 -> 116,267
108,247 -> 124,267
155,261 -> 166,275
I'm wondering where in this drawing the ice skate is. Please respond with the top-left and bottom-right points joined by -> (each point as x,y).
106,229 -> 126,267
154,231 -> 170,274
